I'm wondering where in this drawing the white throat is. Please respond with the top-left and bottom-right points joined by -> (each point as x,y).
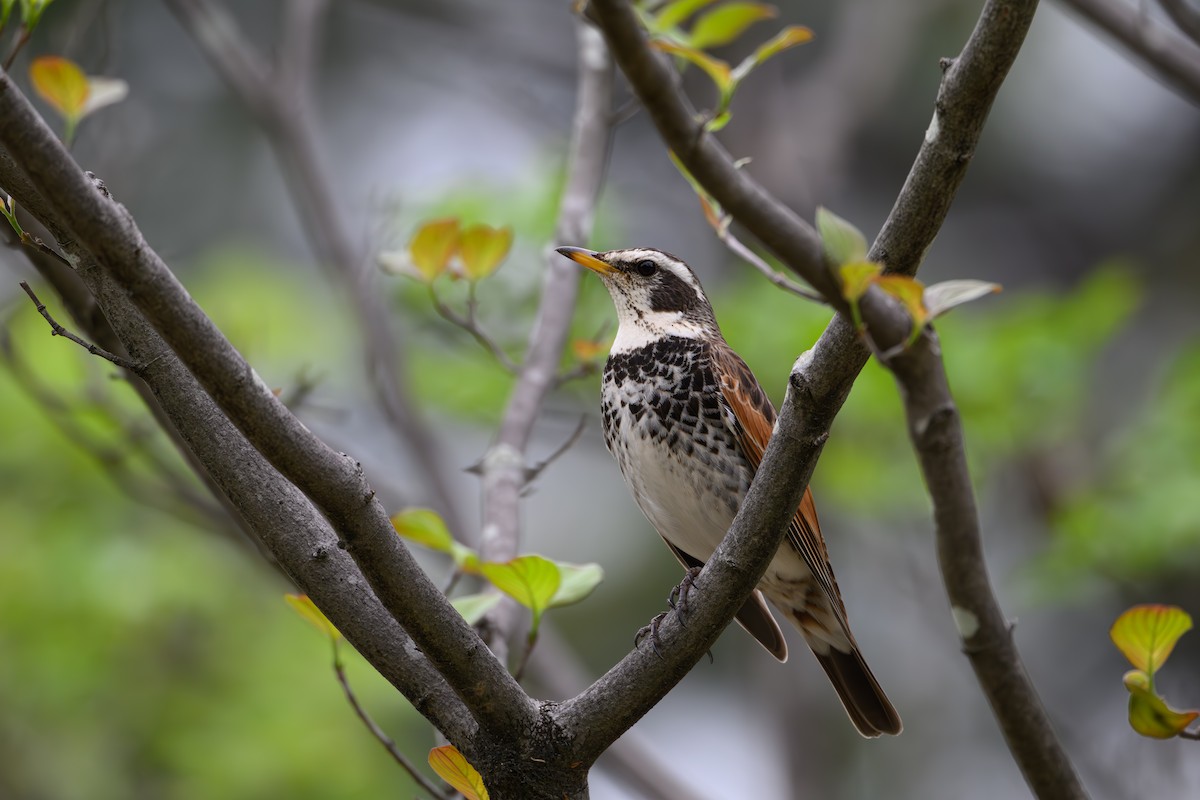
609,308 -> 706,354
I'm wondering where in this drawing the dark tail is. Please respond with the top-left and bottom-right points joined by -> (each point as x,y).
813,646 -> 903,737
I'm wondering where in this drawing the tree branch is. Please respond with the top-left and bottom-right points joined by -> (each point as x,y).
881,327 -> 1086,799
564,3 -> 1069,787
1057,0 -> 1200,104
165,0 -> 468,537
0,69 -> 536,744
18,280 -> 139,370
475,20 -> 614,661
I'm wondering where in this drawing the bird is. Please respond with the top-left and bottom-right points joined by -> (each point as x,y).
557,245 -> 902,738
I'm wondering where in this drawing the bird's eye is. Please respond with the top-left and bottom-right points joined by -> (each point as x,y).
634,259 -> 657,277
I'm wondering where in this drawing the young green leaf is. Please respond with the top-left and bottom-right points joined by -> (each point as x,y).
480,555 -> 561,636
689,2 -> 777,50
284,593 -> 342,641
876,275 -> 930,347
732,25 -> 813,83
652,39 -> 732,94
428,745 -> 490,800
924,279 -> 1002,319
20,0 -> 54,28
29,56 -> 89,122
450,592 -> 504,625
548,562 -> 604,608
408,218 -> 460,282
391,508 -> 455,554
1111,604 -> 1193,676
1123,669 -> 1200,739
655,0 -> 721,31
458,223 -> 513,281
815,206 -> 868,266
838,261 -> 881,331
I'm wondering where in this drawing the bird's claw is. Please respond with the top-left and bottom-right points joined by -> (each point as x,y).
634,612 -> 669,660
667,566 -> 703,626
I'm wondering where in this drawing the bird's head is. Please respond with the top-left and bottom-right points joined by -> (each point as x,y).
557,246 -> 719,351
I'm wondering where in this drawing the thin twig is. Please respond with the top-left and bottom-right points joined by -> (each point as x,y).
19,281 -> 140,371
331,643 -> 451,800
717,224 -> 827,303
428,286 -> 520,374
1057,0 -> 1200,104
524,414 -> 588,482
2,25 -> 32,72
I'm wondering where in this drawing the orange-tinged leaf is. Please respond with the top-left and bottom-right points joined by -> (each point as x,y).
876,274 -> 929,346
653,39 -> 732,92
1123,670 -> 1200,739
839,261 -> 881,332
459,224 -> 512,281
689,2 -> 777,50
480,555 -> 561,619
571,338 -> 608,362
284,594 -> 342,641
391,508 -> 455,554
428,745 -> 489,800
1111,604 -> 1193,675
409,218 -> 460,282
30,56 -> 89,121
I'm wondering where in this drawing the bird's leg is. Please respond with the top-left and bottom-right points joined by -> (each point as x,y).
634,612 -> 669,660
667,565 -> 704,626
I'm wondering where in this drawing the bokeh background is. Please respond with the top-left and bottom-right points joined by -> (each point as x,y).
2,1 -> 1200,798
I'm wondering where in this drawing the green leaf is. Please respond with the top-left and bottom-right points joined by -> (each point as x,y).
450,592 -> 503,625
732,24 -> 813,83
924,279 -> 1002,319
1123,669 -> 1200,739
391,508 -> 454,553
480,555 -> 561,633
875,275 -> 929,347
458,223 -> 513,281
704,110 -> 732,132
815,206 -> 868,266
20,0 -> 54,28
655,0 -> 721,31
652,39 -> 732,94
284,593 -> 341,641
1111,604 -> 1193,676
838,261 -> 881,331
689,2 -> 777,49
408,218 -> 460,282
548,562 -> 604,608
428,745 -> 490,800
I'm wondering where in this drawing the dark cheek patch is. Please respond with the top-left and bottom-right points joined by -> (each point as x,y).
648,272 -> 698,313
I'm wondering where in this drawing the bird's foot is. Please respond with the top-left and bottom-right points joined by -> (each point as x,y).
634,612 -> 669,660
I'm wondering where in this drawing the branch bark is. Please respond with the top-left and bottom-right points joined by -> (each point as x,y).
882,328 -> 1087,799
476,20 -> 614,663
0,67 -> 536,745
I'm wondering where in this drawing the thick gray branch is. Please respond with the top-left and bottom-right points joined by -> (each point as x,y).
884,329 -> 1087,800
0,69 -> 536,742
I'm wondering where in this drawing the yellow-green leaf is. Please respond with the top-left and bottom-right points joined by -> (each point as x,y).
1111,604 -> 1193,675
653,39 -> 732,93
480,555 -> 561,619
391,508 -> 454,553
30,56 -> 89,122
924,279 -> 1002,319
750,24 -> 813,65
458,224 -> 513,281
409,218 -> 460,282
284,593 -> 342,641
815,206 -> 868,266
548,562 -> 604,608
839,261 -> 881,332
655,0 -> 720,31
689,2 -> 777,49
1123,670 -> 1200,739
876,274 -> 929,346
451,592 -> 503,625
428,745 -> 489,800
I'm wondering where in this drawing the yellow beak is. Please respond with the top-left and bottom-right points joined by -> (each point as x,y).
556,246 -> 617,276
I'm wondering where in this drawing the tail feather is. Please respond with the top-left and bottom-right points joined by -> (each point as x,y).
812,646 -> 903,738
